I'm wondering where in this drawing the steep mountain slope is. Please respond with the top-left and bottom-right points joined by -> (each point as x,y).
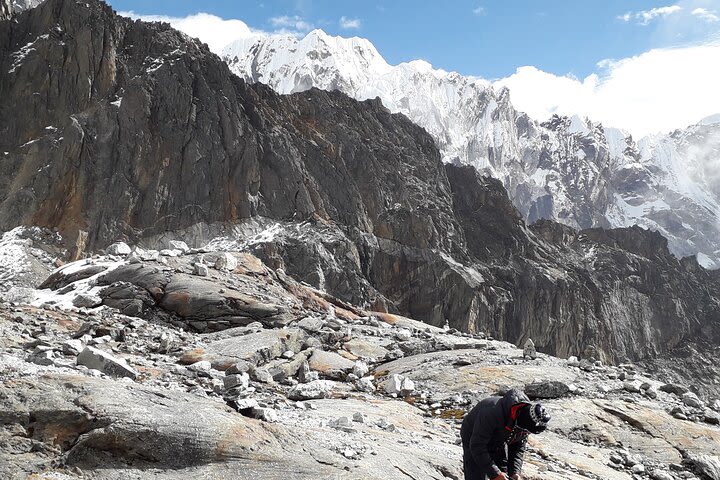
223,30 -> 720,269
1,0 -> 719,383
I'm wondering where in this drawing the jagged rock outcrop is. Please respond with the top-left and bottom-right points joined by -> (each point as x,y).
1,0 -> 719,373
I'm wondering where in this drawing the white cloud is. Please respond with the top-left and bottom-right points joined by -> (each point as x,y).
339,16 -> 361,29
118,11 -> 257,54
692,7 -> 719,22
473,6 -> 485,16
269,15 -> 313,34
619,5 -> 682,25
495,43 -> 720,137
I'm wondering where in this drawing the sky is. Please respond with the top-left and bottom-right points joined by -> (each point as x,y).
109,0 -> 720,137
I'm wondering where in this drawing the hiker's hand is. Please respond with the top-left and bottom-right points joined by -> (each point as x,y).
509,475 -> 522,480
490,474 -> 508,480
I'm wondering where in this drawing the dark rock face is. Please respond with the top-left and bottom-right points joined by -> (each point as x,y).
1,0 -> 719,369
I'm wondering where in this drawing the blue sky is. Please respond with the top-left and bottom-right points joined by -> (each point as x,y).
107,0 -> 719,79
112,1 -> 720,135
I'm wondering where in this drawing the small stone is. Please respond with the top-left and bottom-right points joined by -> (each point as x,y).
400,377 -> 415,395
226,360 -> 252,375
353,412 -> 365,423
233,398 -> 259,410
354,376 -> 376,393
623,381 -> 642,393
649,470 -> 673,480
566,356 -> 580,367
187,360 -> 212,372
249,366 -> 274,383
682,392 -> 704,409
382,374 -> 403,395
29,350 -> 55,366
224,373 -> 250,390
62,339 -> 84,355
523,338 -> 537,360
352,360 -> 369,378
703,410 -> 720,425
281,350 -> 295,359
193,263 -> 209,276
107,242 -> 131,255
631,464 -> 645,474
72,294 -> 102,308
394,328 -> 412,342
251,407 -> 277,423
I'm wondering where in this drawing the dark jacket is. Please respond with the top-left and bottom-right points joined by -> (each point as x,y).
460,389 -> 529,479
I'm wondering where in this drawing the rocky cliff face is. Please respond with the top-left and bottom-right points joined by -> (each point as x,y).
223,30 -> 720,269
1,0 -> 719,373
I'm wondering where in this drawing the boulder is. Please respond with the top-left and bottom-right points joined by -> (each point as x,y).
683,392 -> 704,409
76,346 -> 137,379
287,380 -> 337,400
343,338 -> 391,361
106,242 -> 131,255
525,381 -> 570,399
203,328 -> 306,367
72,293 -> 102,308
659,383 -> 689,396
308,349 -> 355,379
686,454 -> 720,480
168,240 -> 190,253
215,252 -> 238,271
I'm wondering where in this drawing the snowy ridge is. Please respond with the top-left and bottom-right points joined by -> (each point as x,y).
222,30 -> 720,269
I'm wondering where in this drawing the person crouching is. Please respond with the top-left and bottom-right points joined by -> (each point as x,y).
460,389 -> 551,480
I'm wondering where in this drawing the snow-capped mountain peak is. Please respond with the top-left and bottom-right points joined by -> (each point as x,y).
221,29 -> 720,269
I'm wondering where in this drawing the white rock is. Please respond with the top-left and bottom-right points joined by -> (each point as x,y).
288,380 -> 336,400
76,346 -> 136,379
400,377 -> 415,395
193,263 -> 209,276
251,407 -> 278,423
215,252 -> 238,271
352,360 -> 369,378
567,356 -> 580,367
394,328 -> 412,342
382,374 -> 403,395
234,398 -> 259,410
106,242 -> 131,255
168,240 -> 190,253
61,339 -> 84,355
187,360 -> 212,372
683,392 -> 704,408
631,464 -> 645,474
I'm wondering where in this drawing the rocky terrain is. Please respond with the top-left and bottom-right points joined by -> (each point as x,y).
2,241 -> 720,479
223,30 -> 720,269
2,2 -> 720,478
1,0 -> 719,388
